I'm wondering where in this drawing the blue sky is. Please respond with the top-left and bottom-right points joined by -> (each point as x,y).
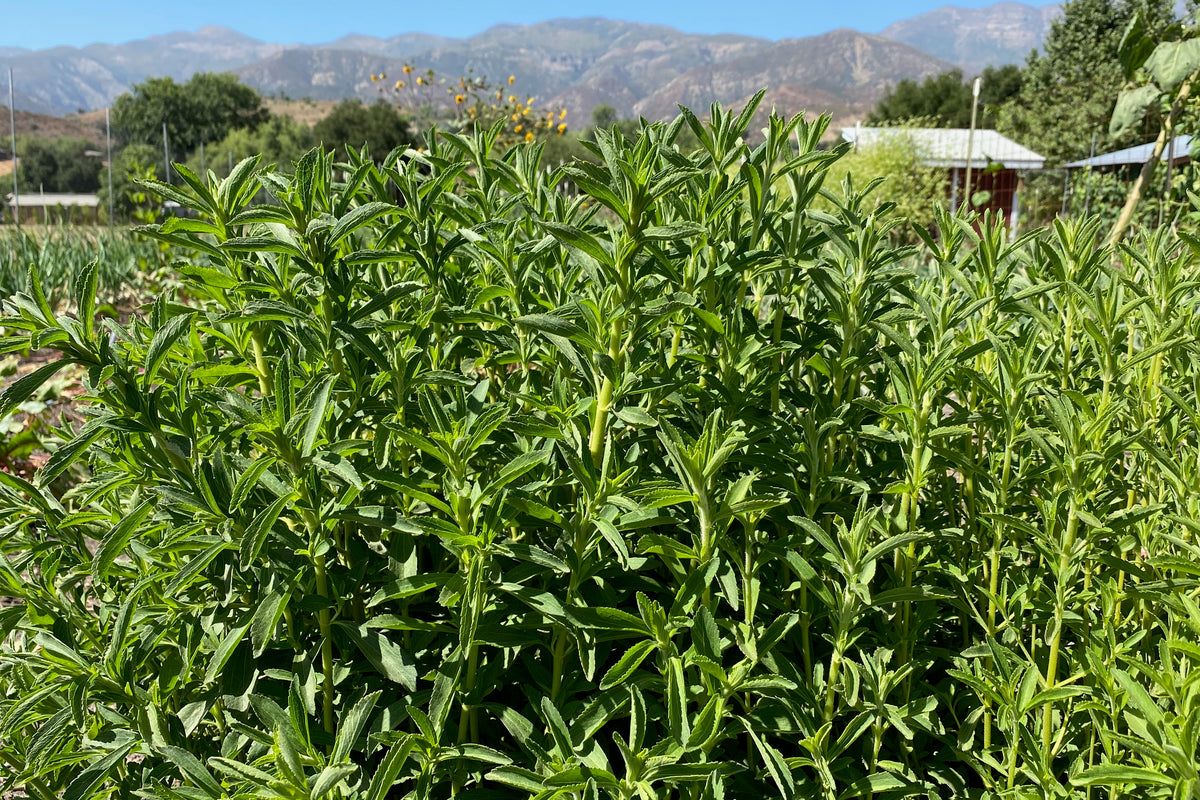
4,0 -> 1060,50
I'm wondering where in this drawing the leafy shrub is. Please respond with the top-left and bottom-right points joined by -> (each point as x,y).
312,99 -> 417,162
14,136 -> 103,194
821,129 -> 948,240
4,97 -> 1200,799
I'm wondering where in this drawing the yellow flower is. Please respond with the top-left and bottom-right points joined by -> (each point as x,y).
379,73 -> 386,80
527,97 -> 534,105
455,94 -> 465,104
508,94 -> 517,103
514,124 -> 523,133
403,65 -> 413,74
395,80 -> 404,89
511,113 -> 519,121
559,109 -> 567,119
416,76 -> 425,85
525,132 -> 534,142
557,122 -> 567,134
496,91 -> 503,100
370,74 -> 377,82
508,75 -> 515,84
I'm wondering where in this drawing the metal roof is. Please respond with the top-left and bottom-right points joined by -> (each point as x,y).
841,127 -> 1046,170
1065,135 -> 1193,169
4,192 -> 99,207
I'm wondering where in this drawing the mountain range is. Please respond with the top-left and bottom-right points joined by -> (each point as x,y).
0,3 -> 1060,126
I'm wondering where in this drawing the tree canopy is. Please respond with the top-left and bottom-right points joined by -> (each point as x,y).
868,66 -> 1023,128
994,0 -> 1176,163
15,136 -> 101,193
186,115 -> 315,178
111,72 -> 268,158
311,99 -> 416,160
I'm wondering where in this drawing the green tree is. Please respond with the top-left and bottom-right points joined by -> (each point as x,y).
996,0 -> 1175,164
590,103 -> 618,128
312,99 -> 416,160
185,115 -> 315,178
869,66 -> 1023,128
111,72 -> 268,159
15,136 -> 102,193
97,143 -> 162,222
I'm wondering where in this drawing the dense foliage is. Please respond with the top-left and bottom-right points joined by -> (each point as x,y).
312,100 -> 418,163
14,136 -> 103,194
187,116 -> 317,179
4,100 -> 1200,799
867,66 -> 1022,129
111,72 -> 270,159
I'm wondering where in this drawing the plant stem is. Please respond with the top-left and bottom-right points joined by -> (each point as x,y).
1042,495 -> 1080,755
313,552 -> 336,736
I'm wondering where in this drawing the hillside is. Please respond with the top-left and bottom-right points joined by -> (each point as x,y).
233,22 -> 951,127
632,30 -> 955,122
0,3 -> 1058,125
0,106 -> 106,145
879,2 -> 1060,71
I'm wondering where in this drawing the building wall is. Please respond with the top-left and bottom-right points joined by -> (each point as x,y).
954,167 -> 1019,226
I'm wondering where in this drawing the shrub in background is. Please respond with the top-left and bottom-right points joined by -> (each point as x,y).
822,129 -> 948,241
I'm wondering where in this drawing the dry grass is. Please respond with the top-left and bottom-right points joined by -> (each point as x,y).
0,106 -> 105,146
265,97 -> 342,129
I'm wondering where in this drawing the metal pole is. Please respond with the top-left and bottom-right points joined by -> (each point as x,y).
1162,130 -> 1176,227
162,121 -> 170,184
963,76 -> 981,212
9,67 -> 19,230
1061,169 -> 1069,217
1083,133 -> 1097,218
105,107 -> 113,226
1009,171 -> 1021,241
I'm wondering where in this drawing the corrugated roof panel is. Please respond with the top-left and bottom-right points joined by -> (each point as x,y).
1065,135 -> 1193,168
841,127 -> 1046,170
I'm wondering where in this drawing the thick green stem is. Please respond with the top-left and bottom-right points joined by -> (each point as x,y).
824,631 -> 846,724
457,641 -> 480,744
1042,497 -> 1080,754
251,328 -> 272,396
313,553 -> 336,736
770,298 -> 785,414
589,376 -> 614,468
984,440 -> 1014,750
589,317 -> 625,468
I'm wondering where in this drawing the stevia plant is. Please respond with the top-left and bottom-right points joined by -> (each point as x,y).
3,96 -> 1200,800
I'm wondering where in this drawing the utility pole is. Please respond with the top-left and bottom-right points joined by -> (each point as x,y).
105,107 -> 114,226
163,121 -> 170,185
963,76 -> 981,212
8,67 -> 19,230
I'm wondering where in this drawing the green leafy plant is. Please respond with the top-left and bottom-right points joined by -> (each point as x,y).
3,97 -> 1200,800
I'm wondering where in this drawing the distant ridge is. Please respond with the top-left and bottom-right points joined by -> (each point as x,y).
880,2 -> 1060,71
0,4 -> 1054,123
